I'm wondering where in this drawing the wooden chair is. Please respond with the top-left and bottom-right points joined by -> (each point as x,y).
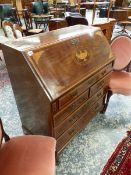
22,9 -> 44,35
32,1 -> 50,29
11,7 -> 27,33
11,7 -> 22,26
2,20 -> 16,39
0,118 -> 56,175
102,35 -> 131,113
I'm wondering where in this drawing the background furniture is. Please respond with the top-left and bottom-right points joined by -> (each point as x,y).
0,118 -> 56,175
32,1 -> 49,14
0,0 -> 16,6
31,1 -> 50,30
22,9 -> 43,35
21,0 -> 34,11
11,7 -> 22,26
92,18 -> 116,42
2,20 -> 16,39
110,9 -> 128,21
103,35 -> 131,112
1,25 -> 114,155
48,18 -> 67,31
109,9 -> 131,34
65,12 -> 88,26
0,4 -> 13,26
32,14 -> 53,30
13,23 -> 23,38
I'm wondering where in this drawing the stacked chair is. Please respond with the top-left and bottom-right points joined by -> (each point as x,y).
0,118 -> 56,175
102,35 -> 131,113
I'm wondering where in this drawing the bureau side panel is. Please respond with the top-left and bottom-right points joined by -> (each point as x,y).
2,45 -> 52,136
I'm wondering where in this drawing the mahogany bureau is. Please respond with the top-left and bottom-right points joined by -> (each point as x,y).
1,25 -> 115,154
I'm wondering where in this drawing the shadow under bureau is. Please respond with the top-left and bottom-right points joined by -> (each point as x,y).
2,25 -> 115,154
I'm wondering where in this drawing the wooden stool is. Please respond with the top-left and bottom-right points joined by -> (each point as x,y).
48,18 -> 67,31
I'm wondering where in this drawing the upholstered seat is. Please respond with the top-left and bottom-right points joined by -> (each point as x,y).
102,35 -> 131,112
109,71 -> 131,95
0,119 -> 56,175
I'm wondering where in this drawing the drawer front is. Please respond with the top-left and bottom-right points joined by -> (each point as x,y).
90,73 -> 111,97
54,88 -> 106,138
54,89 -> 89,126
58,62 -> 112,110
56,97 -> 104,152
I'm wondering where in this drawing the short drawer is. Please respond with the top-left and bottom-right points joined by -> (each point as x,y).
58,62 -> 112,110
54,88 -> 106,137
54,89 -> 89,126
90,73 -> 111,97
56,97 -> 104,152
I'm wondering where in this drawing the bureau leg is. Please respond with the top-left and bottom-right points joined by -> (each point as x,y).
55,151 -> 60,165
100,90 -> 112,113
22,125 -> 33,135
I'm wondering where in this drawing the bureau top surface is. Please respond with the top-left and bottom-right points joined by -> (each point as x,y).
3,25 -> 114,101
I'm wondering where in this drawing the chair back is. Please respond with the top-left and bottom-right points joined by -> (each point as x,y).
13,24 -> 23,39
32,2 -> 48,14
22,9 -> 33,30
43,2 -> 49,14
2,20 -> 16,39
11,7 -> 22,26
32,1 -> 44,15
0,4 -> 13,20
111,35 -> 131,70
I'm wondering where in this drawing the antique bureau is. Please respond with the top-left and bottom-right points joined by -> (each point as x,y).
2,25 -> 114,154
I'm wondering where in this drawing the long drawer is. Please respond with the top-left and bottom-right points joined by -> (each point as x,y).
54,88 -> 106,138
56,97 -> 104,153
58,62 -> 112,110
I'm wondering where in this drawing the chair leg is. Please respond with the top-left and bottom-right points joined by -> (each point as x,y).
118,24 -> 128,34
101,90 -> 112,114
